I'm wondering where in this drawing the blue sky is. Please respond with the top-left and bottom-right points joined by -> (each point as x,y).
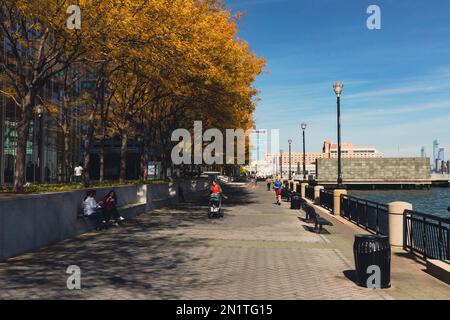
226,0 -> 450,158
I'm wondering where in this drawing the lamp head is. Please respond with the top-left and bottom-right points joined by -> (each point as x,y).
333,81 -> 344,97
301,122 -> 307,130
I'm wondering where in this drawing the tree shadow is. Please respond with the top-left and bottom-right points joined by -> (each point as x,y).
0,183 -> 260,299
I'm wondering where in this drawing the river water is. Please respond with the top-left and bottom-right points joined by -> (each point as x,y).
350,188 -> 450,219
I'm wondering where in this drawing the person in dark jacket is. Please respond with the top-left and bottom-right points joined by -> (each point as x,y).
99,190 -> 124,225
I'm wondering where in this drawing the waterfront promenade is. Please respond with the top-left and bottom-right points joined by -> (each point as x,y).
0,183 -> 448,299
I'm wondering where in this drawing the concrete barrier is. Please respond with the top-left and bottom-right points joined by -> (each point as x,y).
314,186 -> 324,204
300,183 -> 308,198
333,189 -> 347,215
388,201 -> 412,247
0,179 -> 209,261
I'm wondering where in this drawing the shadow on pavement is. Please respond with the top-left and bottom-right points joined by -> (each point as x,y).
0,184 -> 256,299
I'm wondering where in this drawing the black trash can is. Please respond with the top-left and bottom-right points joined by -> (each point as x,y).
290,193 -> 301,209
353,234 -> 391,289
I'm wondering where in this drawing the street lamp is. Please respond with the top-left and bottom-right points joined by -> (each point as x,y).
36,105 -> 44,183
252,125 -> 260,177
279,149 -> 283,178
333,81 -> 344,189
301,122 -> 307,182
288,139 -> 292,180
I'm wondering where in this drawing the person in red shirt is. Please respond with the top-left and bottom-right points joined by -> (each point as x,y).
211,181 -> 222,194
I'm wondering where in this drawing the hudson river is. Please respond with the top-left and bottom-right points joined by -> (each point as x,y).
350,188 -> 450,218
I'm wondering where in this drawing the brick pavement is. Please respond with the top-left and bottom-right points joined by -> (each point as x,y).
0,183 -> 437,299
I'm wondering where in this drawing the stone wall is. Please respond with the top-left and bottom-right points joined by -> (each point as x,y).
0,180 -> 209,261
316,158 -> 431,183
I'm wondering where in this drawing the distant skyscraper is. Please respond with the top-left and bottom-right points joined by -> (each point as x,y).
433,140 -> 439,170
438,148 -> 445,161
420,146 -> 426,158
250,129 -> 268,162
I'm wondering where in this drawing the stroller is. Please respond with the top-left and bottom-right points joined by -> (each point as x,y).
208,193 -> 224,219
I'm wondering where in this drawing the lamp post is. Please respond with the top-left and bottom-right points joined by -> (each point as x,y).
288,139 -> 292,180
36,105 -> 44,183
301,122 -> 307,182
279,149 -> 283,178
333,81 -> 344,188
252,125 -> 260,177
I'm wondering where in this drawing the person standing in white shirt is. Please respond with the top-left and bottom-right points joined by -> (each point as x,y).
74,163 -> 83,183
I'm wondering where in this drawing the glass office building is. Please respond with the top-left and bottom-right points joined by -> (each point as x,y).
0,31 -> 83,185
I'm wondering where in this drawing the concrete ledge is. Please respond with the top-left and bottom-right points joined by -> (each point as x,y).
426,259 -> 450,285
0,180 -> 209,261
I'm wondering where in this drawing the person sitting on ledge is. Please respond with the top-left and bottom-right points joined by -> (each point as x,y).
99,190 -> 124,226
83,190 -> 107,230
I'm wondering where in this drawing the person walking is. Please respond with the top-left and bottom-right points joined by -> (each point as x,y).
74,163 -> 83,183
273,177 -> 283,205
266,177 -> 272,191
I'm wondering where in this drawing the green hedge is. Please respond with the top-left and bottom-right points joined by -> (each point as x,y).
0,177 -> 206,194
0,179 -> 170,194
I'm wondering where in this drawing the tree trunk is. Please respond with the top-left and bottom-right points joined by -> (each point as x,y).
139,138 -> 148,182
62,92 -> 71,183
63,125 -> 71,183
99,136 -> 105,182
13,93 -> 34,193
119,132 -> 128,183
83,110 -> 96,188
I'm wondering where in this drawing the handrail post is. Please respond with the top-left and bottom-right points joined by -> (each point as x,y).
447,227 -> 450,260
438,221 -> 443,261
376,204 -> 380,235
403,210 -> 407,251
423,216 -> 427,260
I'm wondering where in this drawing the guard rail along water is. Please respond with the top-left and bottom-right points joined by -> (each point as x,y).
340,194 -> 389,236
403,209 -> 450,261
305,185 -> 315,201
319,189 -> 334,211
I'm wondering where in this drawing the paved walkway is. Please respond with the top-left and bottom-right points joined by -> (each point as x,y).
0,183 -> 448,299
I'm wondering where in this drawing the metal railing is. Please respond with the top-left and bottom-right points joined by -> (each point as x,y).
340,194 -> 389,235
403,210 -> 450,261
305,185 -> 315,201
319,189 -> 334,211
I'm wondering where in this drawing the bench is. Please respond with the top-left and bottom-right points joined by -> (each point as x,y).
281,188 -> 292,201
304,205 -> 333,233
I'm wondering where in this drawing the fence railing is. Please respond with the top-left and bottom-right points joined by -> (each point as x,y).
305,185 -> 315,201
319,189 -> 334,211
403,210 -> 450,261
340,194 -> 389,235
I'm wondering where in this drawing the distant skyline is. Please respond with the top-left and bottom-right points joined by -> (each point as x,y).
226,0 -> 450,158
